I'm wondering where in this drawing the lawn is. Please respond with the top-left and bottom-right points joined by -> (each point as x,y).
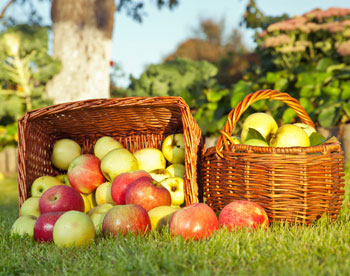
1,167 -> 350,276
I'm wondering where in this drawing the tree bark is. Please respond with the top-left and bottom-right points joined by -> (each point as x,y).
46,0 -> 115,104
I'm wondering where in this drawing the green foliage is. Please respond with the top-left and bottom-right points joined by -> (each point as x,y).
0,25 -> 61,150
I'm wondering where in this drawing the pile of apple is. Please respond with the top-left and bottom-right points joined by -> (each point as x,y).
231,112 -> 326,147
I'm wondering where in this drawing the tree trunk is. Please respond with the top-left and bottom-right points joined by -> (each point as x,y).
46,0 -> 115,104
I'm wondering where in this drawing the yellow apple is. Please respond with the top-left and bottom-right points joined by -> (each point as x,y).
149,169 -> 172,182
20,196 -> 40,217
133,148 -> 166,172
293,123 -> 316,137
87,203 -> 114,233
230,136 -> 241,144
11,215 -> 37,237
31,176 -> 64,197
80,193 -> 92,213
244,139 -> 269,147
166,164 -> 185,178
241,113 -> 278,143
86,192 -> 97,209
270,124 -> 310,147
159,177 -> 185,207
51,138 -> 81,170
95,182 -> 114,205
94,136 -> 123,160
55,174 -> 71,186
148,206 -> 179,230
162,133 -> 185,164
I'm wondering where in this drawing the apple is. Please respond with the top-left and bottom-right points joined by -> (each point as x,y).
148,206 -> 178,230
20,196 -> 40,217
159,177 -> 185,207
39,185 -> 85,214
53,210 -> 95,247
111,170 -> 152,205
51,138 -> 81,170
149,169 -> 172,182
133,148 -> 166,172
125,177 -> 172,212
94,136 -> 123,160
100,148 -> 138,182
31,175 -> 63,197
11,215 -> 37,237
68,154 -> 105,194
241,113 -> 278,143
86,192 -> 97,209
170,203 -> 218,240
218,200 -> 269,230
162,133 -> 185,164
88,203 -> 114,233
95,182 -> 114,205
55,174 -> 70,186
244,139 -> 269,147
293,123 -> 316,137
80,193 -> 92,213
102,204 -> 151,236
166,164 -> 185,178
270,124 -> 310,147
229,136 -> 242,145
33,211 -> 64,242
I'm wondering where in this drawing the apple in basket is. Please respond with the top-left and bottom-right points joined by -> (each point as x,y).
162,133 -> 185,164
159,177 -> 185,207
170,203 -> 218,240
51,138 -> 81,170
218,200 -> 269,230
270,124 -> 310,147
94,136 -> 124,160
133,148 -> 166,172
34,211 -> 65,242
30,175 -> 64,197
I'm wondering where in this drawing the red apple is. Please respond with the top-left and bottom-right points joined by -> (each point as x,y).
124,177 -> 171,212
111,170 -> 152,205
102,204 -> 151,236
33,211 -> 64,242
68,154 -> 105,194
39,185 -> 85,214
218,200 -> 269,230
170,203 -> 218,240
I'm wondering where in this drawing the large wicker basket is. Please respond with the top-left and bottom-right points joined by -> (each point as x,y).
17,97 -> 204,209
201,90 -> 345,225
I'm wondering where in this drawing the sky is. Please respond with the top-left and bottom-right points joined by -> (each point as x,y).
2,0 -> 350,87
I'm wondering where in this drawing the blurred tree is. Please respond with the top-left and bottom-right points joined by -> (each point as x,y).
1,0 -> 179,103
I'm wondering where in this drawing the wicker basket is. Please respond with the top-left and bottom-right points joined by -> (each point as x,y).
17,96 -> 204,209
201,90 -> 345,225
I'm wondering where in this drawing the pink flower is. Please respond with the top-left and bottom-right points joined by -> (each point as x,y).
337,41 -> 350,56
262,35 -> 291,48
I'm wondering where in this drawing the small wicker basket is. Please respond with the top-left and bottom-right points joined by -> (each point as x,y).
201,90 -> 345,225
17,97 -> 204,209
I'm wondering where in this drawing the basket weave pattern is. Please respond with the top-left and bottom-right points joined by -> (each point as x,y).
201,90 -> 345,224
17,97 -> 204,208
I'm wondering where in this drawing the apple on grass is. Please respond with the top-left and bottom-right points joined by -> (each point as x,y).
20,196 -> 40,217
125,177 -> 172,212
159,177 -> 185,207
11,215 -> 37,237
218,200 -> 269,230
170,203 -> 218,240
148,206 -> 178,230
166,164 -> 185,178
111,170 -> 152,205
53,210 -> 95,247
133,148 -> 166,172
33,211 -> 64,242
39,185 -> 85,214
51,138 -> 81,170
94,136 -> 123,160
88,203 -> 114,233
162,133 -> 185,164
95,182 -> 114,206
68,154 -> 105,194
100,148 -> 138,182
270,124 -> 310,147
31,176 -> 63,197
102,204 -> 151,236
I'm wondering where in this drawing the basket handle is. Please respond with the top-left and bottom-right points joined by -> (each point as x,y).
216,89 -> 316,156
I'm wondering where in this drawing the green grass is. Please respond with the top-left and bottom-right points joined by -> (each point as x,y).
1,169 -> 350,276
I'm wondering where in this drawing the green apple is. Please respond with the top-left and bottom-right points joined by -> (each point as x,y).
94,136 -> 123,160
87,203 -> 114,233
95,182 -> 114,206
20,196 -> 40,217
166,164 -> 185,178
293,123 -> 316,137
31,176 -> 64,197
51,138 -> 81,170
148,206 -> 179,230
11,215 -> 37,237
162,133 -> 185,164
100,148 -> 138,182
244,139 -> 269,147
230,136 -> 241,144
159,177 -> 185,207
149,169 -> 172,182
241,113 -> 278,143
270,124 -> 310,147
55,174 -> 70,186
133,148 -> 166,172
53,210 -> 95,247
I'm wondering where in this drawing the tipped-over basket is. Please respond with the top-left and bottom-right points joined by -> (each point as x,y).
201,90 -> 345,225
17,96 -> 204,210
